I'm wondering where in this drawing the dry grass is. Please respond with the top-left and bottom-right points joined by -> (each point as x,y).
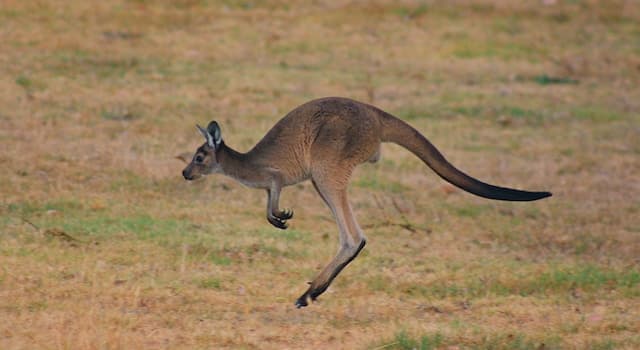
1,0 -> 639,349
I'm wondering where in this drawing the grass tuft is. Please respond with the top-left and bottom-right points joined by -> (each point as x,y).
198,278 -> 222,290
374,330 -> 560,350
534,75 -> 578,85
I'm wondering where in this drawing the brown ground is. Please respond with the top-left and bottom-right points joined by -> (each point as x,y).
1,1 -> 638,349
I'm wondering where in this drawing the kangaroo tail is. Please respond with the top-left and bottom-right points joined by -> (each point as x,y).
379,112 -> 551,201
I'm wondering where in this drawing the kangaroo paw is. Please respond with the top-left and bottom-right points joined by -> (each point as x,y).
267,215 -> 288,230
275,208 -> 294,220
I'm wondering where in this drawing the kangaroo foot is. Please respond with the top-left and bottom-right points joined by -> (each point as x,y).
295,290 -> 310,308
267,214 -> 288,230
294,282 -> 330,308
274,208 -> 293,220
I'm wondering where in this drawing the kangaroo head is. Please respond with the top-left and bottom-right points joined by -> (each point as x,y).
182,121 -> 223,181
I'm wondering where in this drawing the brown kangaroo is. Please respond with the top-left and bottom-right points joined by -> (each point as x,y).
182,97 -> 551,308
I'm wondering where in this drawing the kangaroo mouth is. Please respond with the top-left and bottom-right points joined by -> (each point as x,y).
182,170 -> 201,181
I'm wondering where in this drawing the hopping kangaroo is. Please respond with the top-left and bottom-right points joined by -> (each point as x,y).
182,97 -> 551,308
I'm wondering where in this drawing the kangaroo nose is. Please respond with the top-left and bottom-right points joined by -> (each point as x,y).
182,170 -> 190,180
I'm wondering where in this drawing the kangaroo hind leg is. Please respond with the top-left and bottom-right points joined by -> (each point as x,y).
295,176 -> 366,308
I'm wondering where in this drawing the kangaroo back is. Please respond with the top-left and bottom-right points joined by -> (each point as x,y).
378,112 -> 551,201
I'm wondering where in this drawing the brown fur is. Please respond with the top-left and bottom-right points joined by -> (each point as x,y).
182,97 -> 551,308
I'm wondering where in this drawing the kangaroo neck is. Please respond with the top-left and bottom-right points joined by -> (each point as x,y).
217,143 -> 267,187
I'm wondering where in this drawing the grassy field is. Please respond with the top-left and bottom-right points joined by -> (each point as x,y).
1,0 -> 639,349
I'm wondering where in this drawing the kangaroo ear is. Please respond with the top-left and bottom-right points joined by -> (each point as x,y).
196,124 -> 215,148
206,121 -> 222,147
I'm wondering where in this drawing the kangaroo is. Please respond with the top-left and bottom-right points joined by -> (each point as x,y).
182,97 -> 551,308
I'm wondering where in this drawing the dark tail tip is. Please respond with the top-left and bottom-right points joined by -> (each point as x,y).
479,186 -> 552,202
514,190 -> 552,201
532,191 -> 552,200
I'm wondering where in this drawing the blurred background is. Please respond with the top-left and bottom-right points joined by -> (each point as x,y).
1,1 -> 638,349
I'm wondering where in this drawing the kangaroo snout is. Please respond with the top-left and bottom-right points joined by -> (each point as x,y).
182,169 -> 194,180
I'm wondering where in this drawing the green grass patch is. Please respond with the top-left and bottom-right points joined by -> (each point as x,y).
197,277 -> 222,289
218,0 -> 257,10
547,12 -> 571,23
492,18 -> 522,35
588,339 -> 616,350
269,40 -> 329,57
211,239 -> 306,264
395,106 -> 440,120
27,300 -> 48,312
572,107 -> 625,122
246,241 -> 296,259
15,75 -> 46,92
531,265 -> 640,294
436,104 -> 546,125
448,105 -> 483,118
446,203 -> 491,218
451,40 -> 544,61
475,333 -> 561,350
515,74 -> 579,85
387,330 -> 444,350
393,4 -> 429,19
6,200 -> 194,241
253,228 -> 307,242
394,264 -> 639,300
0,8 -> 21,19
6,199 -> 84,216
393,103 -> 545,124
374,330 -> 560,350
500,106 -> 542,119
209,253 -> 232,266
15,75 -> 31,88
585,336 -> 640,350
50,49 -> 143,79
60,215 -> 190,240
396,108 -> 428,121
45,49 -> 211,81
534,75 -> 578,85
354,174 -> 409,193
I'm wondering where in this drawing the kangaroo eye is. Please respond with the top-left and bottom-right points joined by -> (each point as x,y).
194,155 -> 204,163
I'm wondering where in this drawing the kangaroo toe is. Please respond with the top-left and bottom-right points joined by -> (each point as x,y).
267,215 -> 288,230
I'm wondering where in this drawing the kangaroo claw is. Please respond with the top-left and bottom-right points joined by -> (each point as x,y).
267,215 -> 288,230
275,208 -> 294,220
